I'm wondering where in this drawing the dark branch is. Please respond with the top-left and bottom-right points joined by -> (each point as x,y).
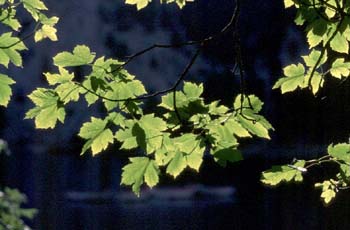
76,47 -> 202,103
0,23 -> 40,49
108,1 -> 239,74
307,17 -> 344,90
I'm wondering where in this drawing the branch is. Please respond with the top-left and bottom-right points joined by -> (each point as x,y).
76,47 -> 202,103
108,1 -> 239,74
0,22 -> 40,49
307,17 -> 344,91
77,1 -> 241,104
172,47 -> 202,123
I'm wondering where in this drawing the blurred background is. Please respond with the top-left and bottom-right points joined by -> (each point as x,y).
1,0 -> 350,229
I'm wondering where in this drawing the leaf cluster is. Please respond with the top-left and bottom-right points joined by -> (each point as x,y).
125,0 -> 194,10
262,142 -> 350,205
0,0 -> 59,107
25,45 -> 273,195
261,0 -> 350,205
0,187 -> 37,230
275,0 -> 350,95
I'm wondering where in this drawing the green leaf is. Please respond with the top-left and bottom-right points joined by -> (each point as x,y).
53,45 -> 96,67
315,180 -> 337,204
306,19 -> 328,48
116,114 -> 166,153
328,143 -> 350,163
236,115 -> 270,139
323,0 -> 337,18
115,121 -> 143,150
273,63 -> 305,93
160,91 -> 188,110
0,32 -> 27,67
183,81 -> 203,99
25,89 -> 65,129
337,163 -> 350,183
144,160 -> 160,188
340,18 -> 350,42
81,76 -> 107,106
208,101 -> 229,115
166,151 -> 187,178
0,9 -> 21,31
225,119 -> 251,138
0,74 -> 15,107
173,134 -> 205,171
330,32 -> 349,54
78,117 -> 114,155
211,147 -> 243,167
302,49 -> 327,68
107,112 -> 126,127
35,25 -> 58,42
125,0 -> 193,10
233,94 -> 263,113
23,0 -> 47,10
39,15 -> 59,26
22,0 -> 47,21
103,80 -> 146,111
44,68 -> 80,103
208,123 -> 238,148
138,114 -> 167,153
308,71 -> 323,95
261,160 -> 306,186
284,0 -> 294,8
91,57 -> 123,79
330,58 -> 350,79
121,157 -> 159,196
321,188 -> 336,204
44,67 -> 74,85
55,82 -> 80,104
125,0 -> 150,10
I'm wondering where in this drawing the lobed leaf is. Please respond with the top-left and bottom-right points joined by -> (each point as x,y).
53,45 -> 96,67
25,89 -> 65,129
273,64 -> 305,93
0,32 -> 27,68
261,160 -> 306,186
0,74 -> 15,107
79,117 -> 114,155
328,143 -> 350,163
121,157 -> 159,196
330,58 -> 350,79
315,180 -> 337,204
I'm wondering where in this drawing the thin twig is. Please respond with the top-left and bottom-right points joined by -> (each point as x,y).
107,1 -> 240,74
0,22 -> 40,49
76,47 -> 202,103
307,17 -> 344,91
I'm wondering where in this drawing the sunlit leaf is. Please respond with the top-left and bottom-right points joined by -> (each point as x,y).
0,74 -> 15,107
53,45 -> 96,67
328,143 -> 350,163
121,157 -> 160,196
25,89 -> 65,129
79,117 -> 114,155
261,160 -> 306,186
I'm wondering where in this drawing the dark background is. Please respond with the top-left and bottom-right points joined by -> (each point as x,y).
0,0 -> 350,229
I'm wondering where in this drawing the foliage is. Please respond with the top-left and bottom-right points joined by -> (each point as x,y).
24,44 -> 272,195
0,187 -> 37,230
0,0 -> 349,205
0,0 -> 58,107
125,0 -> 194,10
262,0 -> 350,205
0,142 -> 36,229
0,0 -> 52,226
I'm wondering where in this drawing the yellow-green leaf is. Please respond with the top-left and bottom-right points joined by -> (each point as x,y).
79,117 -> 114,155
53,45 -> 96,67
0,74 -> 15,107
